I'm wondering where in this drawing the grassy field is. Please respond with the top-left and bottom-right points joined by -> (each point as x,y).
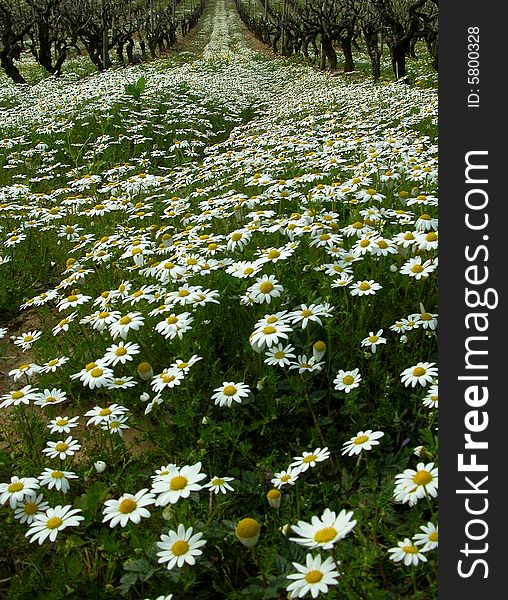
0,0 -> 438,598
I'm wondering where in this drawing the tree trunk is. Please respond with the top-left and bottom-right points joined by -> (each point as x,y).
363,27 -> 381,81
390,38 -> 410,81
321,35 -> 337,71
126,38 -> 135,64
37,21 -> 54,73
425,37 -> 438,71
53,42 -> 68,75
0,49 -> 26,83
340,35 -> 355,72
116,40 -> 125,66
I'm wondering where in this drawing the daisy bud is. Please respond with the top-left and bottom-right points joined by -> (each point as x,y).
414,445 -> 427,457
400,335 -> 408,344
266,489 -> 281,509
411,186 -> 420,197
281,523 -> 291,536
235,518 -> 261,547
162,233 -> 173,248
389,264 -> 398,272
256,379 -> 265,391
137,362 -> 153,380
162,506 -> 175,521
201,416 -> 209,425
312,340 -> 326,361
94,460 -> 106,473
140,392 -> 150,402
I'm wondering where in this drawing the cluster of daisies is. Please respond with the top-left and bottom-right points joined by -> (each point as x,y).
0,0 -> 438,596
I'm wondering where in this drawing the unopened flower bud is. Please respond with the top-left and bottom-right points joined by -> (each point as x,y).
266,489 -> 281,508
94,460 -> 106,473
312,340 -> 327,361
137,362 -> 153,380
235,518 -> 261,547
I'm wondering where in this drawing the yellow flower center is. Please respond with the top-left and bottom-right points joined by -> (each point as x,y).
267,489 -> 281,499
302,454 -> 317,463
411,264 -> 424,273
47,359 -> 59,367
404,233 -> 415,241
429,531 -> 439,542
24,501 -> 38,515
56,419 -> 68,426
420,213 -> 431,221
274,351 -> 285,359
223,385 -> 237,396
425,232 -> 438,242
301,309 -> 313,317
99,408 -> 112,416
343,375 -> 354,385
67,295 -> 78,302
259,282 -> 274,294
354,435 -> 369,445
368,336 -> 379,343
231,232 -> 242,241
91,368 -> 103,378
313,526 -> 337,544
46,517 -> 63,530
377,240 -> 388,249
358,282 -> 371,291
212,478 -> 225,486
360,239 -> 371,247
244,267 -> 254,275
413,470 -> 433,486
162,375 -> 176,384
119,316 -> 132,325
23,335 -> 33,342
413,367 -> 426,377
52,470 -> 64,479
178,289 -> 190,297
119,499 -> 137,514
11,391 -> 24,400
280,475 -> 291,482
263,326 -> 276,335
305,570 -> 324,584
55,442 -> 69,452
268,250 -> 280,259
171,540 -> 189,556
115,347 -> 127,356
236,518 -> 260,538
7,482 -> 24,493
170,476 -> 188,491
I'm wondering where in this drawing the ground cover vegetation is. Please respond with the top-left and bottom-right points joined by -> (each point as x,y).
0,0 -> 438,598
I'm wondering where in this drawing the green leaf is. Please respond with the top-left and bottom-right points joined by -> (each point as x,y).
123,558 -> 150,572
119,571 -> 138,596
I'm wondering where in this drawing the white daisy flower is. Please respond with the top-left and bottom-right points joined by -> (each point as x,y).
102,489 -> 156,527
388,538 -> 428,566
157,524 -> 207,570
289,508 -> 357,550
341,430 -> 385,456
211,382 -> 251,407
26,505 -> 84,544
286,553 -> 340,599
